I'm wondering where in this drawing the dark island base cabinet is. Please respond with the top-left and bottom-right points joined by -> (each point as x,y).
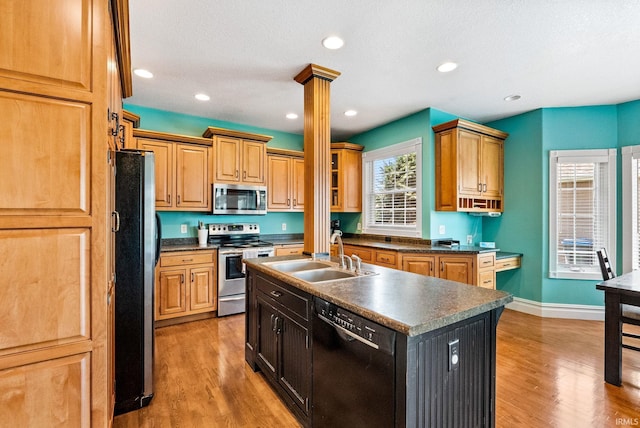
245,270 -> 312,427
246,268 -> 502,428
397,310 -> 500,427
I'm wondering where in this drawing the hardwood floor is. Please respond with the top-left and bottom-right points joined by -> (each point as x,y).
114,310 -> 640,427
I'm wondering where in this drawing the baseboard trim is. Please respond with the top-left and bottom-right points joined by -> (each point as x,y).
506,297 -> 604,321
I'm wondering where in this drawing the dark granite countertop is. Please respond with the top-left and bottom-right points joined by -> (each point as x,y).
495,251 -> 523,259
245,255 -> 512,337
160,238 -> 219,252
261,236 -> 500,255
340,238 -> 498,254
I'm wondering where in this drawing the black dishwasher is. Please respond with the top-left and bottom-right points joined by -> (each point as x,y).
312,297 -> 396,427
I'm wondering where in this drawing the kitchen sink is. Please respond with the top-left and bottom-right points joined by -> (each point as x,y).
266,258 -> 378,283
267,259 -> 337,273
291,268 -> 358,282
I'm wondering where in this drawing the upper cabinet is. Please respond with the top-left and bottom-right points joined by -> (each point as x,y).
433,119 -> 508,213
134,129 -> 212,211
331,142 -> 363,212
203,127 -> 272,185
267,148 -> 304,212
121,110 -> 140,150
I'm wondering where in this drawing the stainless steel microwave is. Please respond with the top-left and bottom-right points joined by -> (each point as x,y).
212,183 -> 267,215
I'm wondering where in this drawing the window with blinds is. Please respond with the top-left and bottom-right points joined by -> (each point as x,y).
622,146 -> 640,272
362,138 -> 422,237
549,149 -> 616,280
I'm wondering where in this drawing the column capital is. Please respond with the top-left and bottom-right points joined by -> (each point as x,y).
294,64 -> 341,85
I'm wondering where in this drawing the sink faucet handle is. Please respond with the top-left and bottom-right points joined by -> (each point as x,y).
341,254 -> 353,271
351,254 -> 362,274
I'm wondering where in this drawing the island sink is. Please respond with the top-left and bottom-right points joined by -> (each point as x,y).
266,259 -> 337,273
265,258 -> 377,283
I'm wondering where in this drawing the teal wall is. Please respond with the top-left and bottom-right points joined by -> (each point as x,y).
124,105 -> 303,150
485,104 -> 639,306
123,104 -> 305,237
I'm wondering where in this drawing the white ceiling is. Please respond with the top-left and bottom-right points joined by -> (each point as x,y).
127,0 -> 640,140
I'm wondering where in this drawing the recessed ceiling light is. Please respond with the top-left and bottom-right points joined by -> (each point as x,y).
322,36 -> 344,50
286,113 -> 298,120
344,110 -> 358,117
436,62 -> 458,73
133,68 -> 153,78
504,94 -> 521,102
195,93 -> 210,101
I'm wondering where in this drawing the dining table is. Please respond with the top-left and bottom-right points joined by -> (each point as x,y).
596,270 -> 640,386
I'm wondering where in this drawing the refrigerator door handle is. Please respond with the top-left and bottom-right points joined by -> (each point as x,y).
154,213 -> 162,266
112,210 -> 120,232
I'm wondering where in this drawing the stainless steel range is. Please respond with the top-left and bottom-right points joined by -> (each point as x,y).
209,223 -> 274,316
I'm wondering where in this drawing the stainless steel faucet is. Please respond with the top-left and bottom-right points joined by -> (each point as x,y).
330,230 -> 347,269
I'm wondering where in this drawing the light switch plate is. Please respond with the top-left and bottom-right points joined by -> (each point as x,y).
180,224 -> 187,234
439,225 -> 445,235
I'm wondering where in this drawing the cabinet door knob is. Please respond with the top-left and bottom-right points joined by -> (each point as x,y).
483,183 -> 487,192
181,274 -> 184,284
191,272 -> 194,283
235,169 -> 239,178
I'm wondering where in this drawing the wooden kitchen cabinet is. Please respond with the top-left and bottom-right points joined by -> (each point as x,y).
476,252 -> 496,289
331,142 -> 363,212
401,252 -> 495,288
156,250 -> 217,322
267,148 -> 304,212
275,244 -> 305,256
135,129 -> 212,211
122,109 -> 140,149
343,244 -> 399,269
251,271 -> 311,423
433,119 -> 508,213
203,126 -> 273,185
0,0 -> 131,425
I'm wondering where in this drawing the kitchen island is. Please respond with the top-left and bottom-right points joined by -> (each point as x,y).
244,255 -> 512,428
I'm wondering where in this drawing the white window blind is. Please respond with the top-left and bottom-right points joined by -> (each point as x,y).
362,138 -> 422,237
549,149 -> 616,280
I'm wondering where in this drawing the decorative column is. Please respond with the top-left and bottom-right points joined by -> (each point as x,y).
294,64 -> 340,256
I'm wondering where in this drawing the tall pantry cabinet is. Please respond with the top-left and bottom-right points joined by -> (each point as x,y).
0,1 -> 132,426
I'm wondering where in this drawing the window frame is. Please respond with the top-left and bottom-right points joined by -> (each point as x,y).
622,145 -> 640,272
548,148 -> 616,280
361,138 -> 422,237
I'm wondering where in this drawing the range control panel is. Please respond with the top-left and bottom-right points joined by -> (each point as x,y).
314,297 -> 395,354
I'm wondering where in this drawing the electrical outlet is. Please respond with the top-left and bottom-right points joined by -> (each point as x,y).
281,223 -> 287,231
467,235 -> 473,245
439,225 -> 445,235
357,222 -> 362,231
180,224 -> 187,234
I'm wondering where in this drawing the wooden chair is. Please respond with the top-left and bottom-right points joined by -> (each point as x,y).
597,248 -> 640,352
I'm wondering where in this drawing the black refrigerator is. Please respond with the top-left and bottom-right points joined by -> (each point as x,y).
114,150 -> 160,415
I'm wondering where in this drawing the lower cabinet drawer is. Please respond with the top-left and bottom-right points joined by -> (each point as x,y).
495,256 -> 521,272
257,273 -> 309,320
375,250 -> 397,268
275,245 -> 304,256
344,245 -> 373,262
478,270 -> 495,289
161,251 -> 214,267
